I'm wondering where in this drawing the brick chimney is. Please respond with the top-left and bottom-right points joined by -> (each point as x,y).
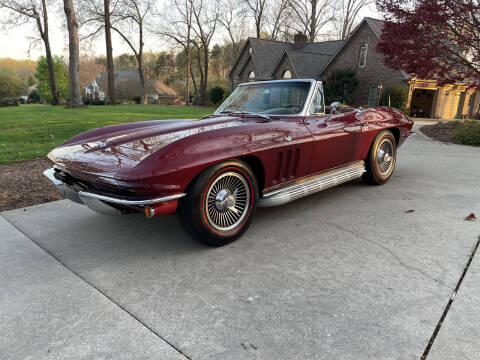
293,32 -> 308,50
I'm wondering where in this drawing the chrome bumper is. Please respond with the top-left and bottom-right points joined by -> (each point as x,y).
43,168 -> 185,215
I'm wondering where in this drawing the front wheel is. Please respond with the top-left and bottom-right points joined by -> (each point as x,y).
363,130 -> 397,185
178,160 -> 258,246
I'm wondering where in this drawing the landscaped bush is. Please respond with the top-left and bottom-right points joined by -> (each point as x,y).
0,98 -> 19,107
379,86 -> 409,114
453,120 -> 480,146
87,99 -> 105,106
28,89 -> 41,103
209,86 -> 226,105
324,68 -> 358,105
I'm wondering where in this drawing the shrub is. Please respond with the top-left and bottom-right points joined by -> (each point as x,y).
453,120 -> 480,146
28,89 -> 41,103
222,89 -> 231,102
85,99 -> 105,106
379,86 -> 409,114
324,68 -> 358,105
0,98 -> 19,107
209,86 -> 226,105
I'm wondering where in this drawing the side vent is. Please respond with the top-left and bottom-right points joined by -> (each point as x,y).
272,148 -> 300,184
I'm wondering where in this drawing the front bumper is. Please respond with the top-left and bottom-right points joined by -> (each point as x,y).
43,168 -> 185,215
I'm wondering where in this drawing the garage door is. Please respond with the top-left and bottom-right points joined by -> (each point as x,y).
441,91 -> 462,119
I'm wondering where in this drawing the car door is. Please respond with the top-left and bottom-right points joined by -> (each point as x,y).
305,82 -> 368,174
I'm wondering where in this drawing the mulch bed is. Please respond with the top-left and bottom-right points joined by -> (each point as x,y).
0,158 -> 63,212
420,123 -> 460,144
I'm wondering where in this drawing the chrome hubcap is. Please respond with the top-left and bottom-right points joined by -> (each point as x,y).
206,172 -> 251,231
376,138 -> 394,175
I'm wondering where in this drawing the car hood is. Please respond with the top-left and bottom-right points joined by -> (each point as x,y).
47,116 -> 245,178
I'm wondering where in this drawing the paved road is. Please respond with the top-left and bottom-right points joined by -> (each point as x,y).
1,126 -> 479,360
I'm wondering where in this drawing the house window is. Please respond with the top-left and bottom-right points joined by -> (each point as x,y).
248,71 -> 255,82
282,70 -> 292,79
358,43 -> 368,68
368,86 -> 379,107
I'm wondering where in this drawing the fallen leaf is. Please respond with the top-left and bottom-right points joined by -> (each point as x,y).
406,209 -> 415,213
465,213 -> 477,220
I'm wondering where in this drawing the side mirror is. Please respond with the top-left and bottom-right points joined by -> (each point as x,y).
330,102 -> 342,115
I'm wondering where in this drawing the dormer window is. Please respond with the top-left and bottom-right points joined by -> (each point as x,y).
282,70 -> 292,79
248,71 -> 255,82
358,43 -> 368,68
249,48 -> 253,54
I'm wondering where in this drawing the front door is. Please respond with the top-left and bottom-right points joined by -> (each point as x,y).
305,82 -> 367,174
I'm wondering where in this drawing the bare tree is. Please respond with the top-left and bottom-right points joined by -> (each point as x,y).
111,0 -> 153,104
191,0 -> 217,105
63,0 -> 83,107
77,0 -> 120,105
104,0 -> 115,105
157,0 -> 216,105
287,0 -> 334,42
155,0 -> 195,102
243,0 -> 266,39
335,0 -> 374,39
266,0 -> 291,41
0,0 -> 59,105
218,0 -> 247,59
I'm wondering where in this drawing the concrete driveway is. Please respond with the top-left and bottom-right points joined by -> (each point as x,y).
1,126 -> 479,360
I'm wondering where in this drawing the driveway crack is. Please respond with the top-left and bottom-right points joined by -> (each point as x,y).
326,222 -> 452,289
420,236 -> 480,360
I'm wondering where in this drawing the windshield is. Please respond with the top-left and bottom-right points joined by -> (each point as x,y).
216,81 -> 312,115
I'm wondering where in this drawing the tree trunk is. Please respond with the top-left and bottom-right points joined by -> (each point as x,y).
137,56 -> 146,104
104,0 -> 116,105
202,45 -> 209,106
186,27 -> 191,105
136,17 -> 146,105
40,0 -> 59,105
309,0 -> 317,42
195,46 -> 204,105
63,0 -> 83,107
190,67 -> 198,97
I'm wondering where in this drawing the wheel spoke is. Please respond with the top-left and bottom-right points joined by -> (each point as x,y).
204,171 -> 251,231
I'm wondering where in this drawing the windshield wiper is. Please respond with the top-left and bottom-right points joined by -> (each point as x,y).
222,110 -> 271,121
202,113 -> 221,119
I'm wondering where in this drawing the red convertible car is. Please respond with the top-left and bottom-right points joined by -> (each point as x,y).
44,79 -> 414,246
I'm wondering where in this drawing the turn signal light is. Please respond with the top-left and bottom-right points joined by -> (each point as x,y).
145,205 -> 155,217
144,200 -> 179,218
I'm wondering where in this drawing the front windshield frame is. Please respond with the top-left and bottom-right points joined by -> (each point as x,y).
215,79 -> 317,117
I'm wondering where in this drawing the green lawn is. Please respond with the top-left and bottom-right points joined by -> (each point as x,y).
0,104 -> 213,163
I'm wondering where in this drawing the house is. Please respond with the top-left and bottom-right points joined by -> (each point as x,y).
228,17 -> 480,119
84,70 -> 179,104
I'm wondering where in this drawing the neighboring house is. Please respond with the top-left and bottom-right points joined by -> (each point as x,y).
228,17 -> 480,119
84,70 -> 179,104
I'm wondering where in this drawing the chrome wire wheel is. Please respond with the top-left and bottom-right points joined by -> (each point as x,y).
376,138 -> 395,176
205,172 -> 251,232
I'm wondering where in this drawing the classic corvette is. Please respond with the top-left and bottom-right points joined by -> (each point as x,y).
44,79 -> 414,246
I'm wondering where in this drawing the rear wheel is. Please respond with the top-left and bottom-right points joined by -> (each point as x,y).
178,160 -> 258,246
363,130 -> 397,185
